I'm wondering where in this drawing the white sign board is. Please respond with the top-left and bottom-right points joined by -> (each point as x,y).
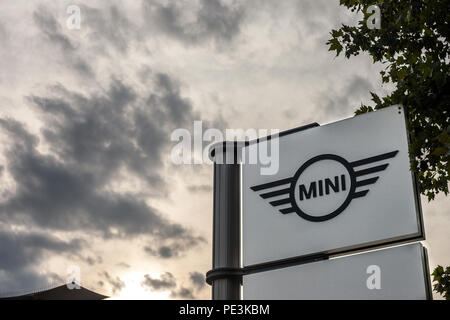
242,106 -> 423,266
243,243 -> 431,300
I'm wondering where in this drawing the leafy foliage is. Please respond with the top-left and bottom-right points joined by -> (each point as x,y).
327,0 -> 450,200
432,265 -> 450,300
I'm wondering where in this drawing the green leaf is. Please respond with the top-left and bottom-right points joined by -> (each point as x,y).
438,132 -> 450,144
328,38 -> 343,56
398,68 -> 407,80
328,0 -> 450,200
432,147 -> 448,156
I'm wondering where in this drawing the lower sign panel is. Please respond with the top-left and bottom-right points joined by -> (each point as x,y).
243,243 -> 431,300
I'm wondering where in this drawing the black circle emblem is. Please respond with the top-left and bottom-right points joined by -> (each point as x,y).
289,154 -> 356,222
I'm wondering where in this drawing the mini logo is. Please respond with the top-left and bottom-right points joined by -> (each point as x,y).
250,151 -> 399,222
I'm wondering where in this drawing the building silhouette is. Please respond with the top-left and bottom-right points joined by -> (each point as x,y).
0,284 -> 108,300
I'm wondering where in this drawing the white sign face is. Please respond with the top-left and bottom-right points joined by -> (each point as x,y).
243,243 -> 431,300
242,106 -> 423,266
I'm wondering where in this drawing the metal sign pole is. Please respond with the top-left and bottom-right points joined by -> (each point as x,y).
206,143 -> 242,300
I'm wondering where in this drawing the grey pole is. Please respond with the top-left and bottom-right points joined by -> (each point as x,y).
207,143 -> 242,300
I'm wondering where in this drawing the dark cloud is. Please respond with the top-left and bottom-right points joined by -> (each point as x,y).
142,272 -> 176,291
143,0 -> 245,46
144,234 -> 206,259
171,286 -> 195,299
0,120 -> 158,236
70,58 -> 94,77
296,0 -> 364,52
82,255 -> 102,266
141,272 -> 197,299
116,262 -> 130,269
317,75 -> 374,117
187,185 -> 212,193
32,6 -> 94,77
85,257 -> 96,266
0,21 -> 7,43
0,74 -> 206,250
0,227 -> 83,296
0,70 -> 208,294
295,0 -> 340,35
100,271 -> 125,294
80,4 -> 136,54
0,228 -> 83,272
189,271 -> 206,290
33,7 -> 76,52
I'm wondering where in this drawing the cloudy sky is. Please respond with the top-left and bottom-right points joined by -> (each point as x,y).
0,0 -> 448,299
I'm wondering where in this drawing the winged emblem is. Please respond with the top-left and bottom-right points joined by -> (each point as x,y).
250,150 -> 399,222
